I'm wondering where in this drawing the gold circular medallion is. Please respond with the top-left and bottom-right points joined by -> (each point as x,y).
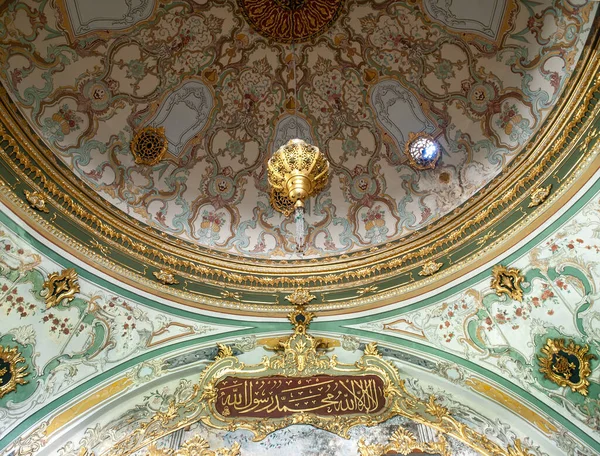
130,126 -> 168,166
237,0 -> 345,43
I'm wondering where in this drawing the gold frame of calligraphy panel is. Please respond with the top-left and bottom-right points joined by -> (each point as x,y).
104,290 -> 538,456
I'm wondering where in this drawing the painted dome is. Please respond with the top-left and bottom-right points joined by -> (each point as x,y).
0,0 -> 594,260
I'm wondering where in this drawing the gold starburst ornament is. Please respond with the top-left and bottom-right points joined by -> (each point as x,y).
0,345 -> 29,399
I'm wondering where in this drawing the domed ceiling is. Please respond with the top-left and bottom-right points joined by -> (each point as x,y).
1,2 -> 600,455
0,0 -> 598,314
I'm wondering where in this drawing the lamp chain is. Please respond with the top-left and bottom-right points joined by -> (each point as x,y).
292,19 -> 306,254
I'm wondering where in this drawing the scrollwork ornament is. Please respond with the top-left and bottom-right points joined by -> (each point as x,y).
105,308 -> 532,456
528,184 -> 552,207
538,338 -> 596,396
0,345 -> 29,399
42,268 -> 80,309
105,293 -> 541,456
491,265 -> 524,301
23,190 -> 49,213
418,260 -> 443,277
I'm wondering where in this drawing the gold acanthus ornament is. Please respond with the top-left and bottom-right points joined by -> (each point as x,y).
528,184 -> 552,207
153,269 -> 179,285
23,190 -> 49,213
418,260 -> 443,277
491,265 -> 525,302
145,435 -> 240,456
358,427 -> 450,456
42,268 -> 80,309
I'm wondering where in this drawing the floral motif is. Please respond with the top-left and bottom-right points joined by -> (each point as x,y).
0,0 -> 594,261
361,205 -> 389,244
41,104 -> 82,142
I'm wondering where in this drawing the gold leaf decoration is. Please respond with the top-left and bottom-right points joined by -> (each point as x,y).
107,297 -> 542,456
363,342 -> 381,357
0,345 -> 29,399
285,287 -> 316,306
215,344 -> 233,360
42,268 -> 80,309
220,290 -> 241,301
418,260 -> 442,277
528,184 -> 552,207
23,190 -> 49,213
357,286 -> 378,296
358,427 -> 450,456
491,265 -> 524,302
538,338 -> 596,396
153,269 -> 179,286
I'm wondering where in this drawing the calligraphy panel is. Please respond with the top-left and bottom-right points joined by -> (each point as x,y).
215,374 -> 386,418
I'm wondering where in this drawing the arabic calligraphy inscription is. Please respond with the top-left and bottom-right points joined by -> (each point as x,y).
215,375 -> 386,418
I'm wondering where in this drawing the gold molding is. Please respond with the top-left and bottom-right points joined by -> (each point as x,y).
0,345 -> 29,399
538,338 -> 596,396
0,27 -> 597,315
42,268 -> 80,309
358,427 -> 450,456
491,265 -> 524,302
